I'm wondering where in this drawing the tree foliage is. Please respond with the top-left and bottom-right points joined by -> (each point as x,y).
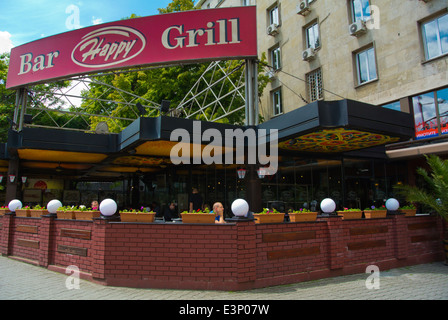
0,53 -> 15,142
395,154 -> 448,222
81,0 -> 269,132
158,0 -> 196,14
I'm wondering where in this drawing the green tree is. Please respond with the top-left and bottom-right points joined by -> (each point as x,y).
158,0 -> 196,14
395,154 -> 448,222
81,0 -> 269,132
0,53 -> 15,142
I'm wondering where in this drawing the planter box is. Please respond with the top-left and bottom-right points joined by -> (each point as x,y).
15,209 -> 31,217
181,213 -> 215,224
56,210 -> 75,219
0,208 -> 10,216
289,212 -> 317,222
401,209 -> 417,217
337,211 -> 362,220
29,209 -> 48,218
254,213 -> 285,224
364,210 -> 387,219
120,212 -> 156,223
75,211 -> 101,221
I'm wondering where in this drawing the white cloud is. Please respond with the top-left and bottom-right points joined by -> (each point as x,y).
92,17 -> 103,25
0,31 -> 14,54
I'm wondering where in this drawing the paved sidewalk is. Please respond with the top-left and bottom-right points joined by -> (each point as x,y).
0,256 -> 447,300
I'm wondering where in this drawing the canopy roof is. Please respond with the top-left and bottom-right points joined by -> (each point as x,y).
2,99 -> 414,180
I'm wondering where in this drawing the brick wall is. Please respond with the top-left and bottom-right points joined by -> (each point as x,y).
0,212 -> 445,291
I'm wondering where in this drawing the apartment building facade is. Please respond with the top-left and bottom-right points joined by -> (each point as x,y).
198,0 -> 446,122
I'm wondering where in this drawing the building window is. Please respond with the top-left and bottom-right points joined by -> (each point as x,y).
306,68 -> 324,102
351,0 -> 371,23
270,46 -> 281,70
272,88 -> 283,116
355,46 -> 377,85
412,87 -> 448,139
422,12 -> 448,60
269,5 -> 280,26
306,22 -> 320,49
381,101 -> 401,111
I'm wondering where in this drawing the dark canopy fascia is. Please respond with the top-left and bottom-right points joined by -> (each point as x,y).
258,99 -> 414,142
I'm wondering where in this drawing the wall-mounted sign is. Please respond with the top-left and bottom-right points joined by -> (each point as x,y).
6,7 -> 257,89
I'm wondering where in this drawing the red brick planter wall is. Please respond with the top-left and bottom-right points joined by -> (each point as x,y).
0,213 -> 445,291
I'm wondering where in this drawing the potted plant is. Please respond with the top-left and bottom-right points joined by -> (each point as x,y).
337,208 -> 363,220
0,206 -> 10,215
395,155 -> 448,265
29,204 -> 48,218
120,207 -> 156,223
254,208 -> 285,224
74,205 -> 101,221
15,206 -> 31,217
288,208 -> 318,222
56,206 -> 75,219
181,208 -> 216,224
364,205 -> 387,219
400,204 -> 417,217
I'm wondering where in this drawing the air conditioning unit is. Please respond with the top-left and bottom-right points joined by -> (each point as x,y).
349,20 -> 367,37
297,0 -> 311,16
302,47 -> 316,61
267,24 -> 279,36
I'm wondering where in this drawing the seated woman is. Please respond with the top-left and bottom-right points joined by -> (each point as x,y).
212,202 -> 226,224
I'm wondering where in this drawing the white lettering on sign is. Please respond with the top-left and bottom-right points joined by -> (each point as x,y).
71,26 -> 146,68
18,51 -> 60,75
162,18 -> 241,50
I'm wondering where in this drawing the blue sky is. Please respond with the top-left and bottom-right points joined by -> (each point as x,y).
0,0 -> 174,53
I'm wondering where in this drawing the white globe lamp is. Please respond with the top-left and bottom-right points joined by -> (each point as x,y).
232,199 -> 249,217
385,198 -> 400,212
100,199 -> 117,217
321,198 -> 336,215
47,200 -> 63,215
8,199 -> 22,213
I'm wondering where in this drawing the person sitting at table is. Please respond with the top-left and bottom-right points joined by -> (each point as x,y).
212,202 -> 226,224
91,200 -> 99,210
163,202 -> 178,222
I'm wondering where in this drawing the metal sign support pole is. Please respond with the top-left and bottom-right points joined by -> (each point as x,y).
245,59 -> 259,126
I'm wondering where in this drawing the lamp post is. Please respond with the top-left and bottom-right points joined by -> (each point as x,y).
227,199 -> 254,222
385,198 -> 400,214
320,198 -> 336,216
8,199 -> 22,215
100,198 -> 120,220
47,199 -> 63,217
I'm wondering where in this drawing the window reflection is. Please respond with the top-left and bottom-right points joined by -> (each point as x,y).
413,92 -> 437,139
352,0 -> 371,22
438,88 -> 448,135
357,47 -> 377,84
422,13 -> 448,60
412,87 -> 448,139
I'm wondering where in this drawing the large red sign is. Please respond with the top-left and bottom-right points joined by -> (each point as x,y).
6,7 -> 257,89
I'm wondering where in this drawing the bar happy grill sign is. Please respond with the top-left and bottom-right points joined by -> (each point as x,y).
6,7 -> 257,89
